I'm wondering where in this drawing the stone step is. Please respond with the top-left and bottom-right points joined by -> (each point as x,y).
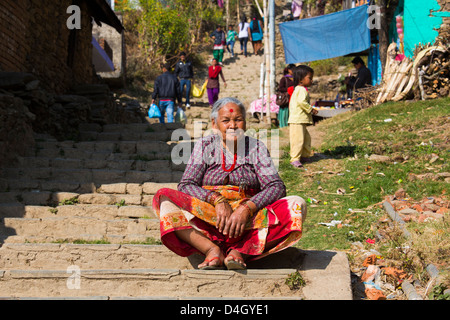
0,246 -> 352,299
0,178 -> 177,195
0,203 -> 157,219
78,123 -> 198,142
33,140 -> 181,154
0,191 -> 151,207
0,216 -> 160,244
1,168 -> 183,184
77,131 -> 172,142
28,141 -> 195,162
77,122 -> 185,135
32,148 -> 175,161
0,268 -> 300,299
12,156 -> 187,172
0,244 -> 305,271
0,243 -> 194,270
100,122 -> 184,133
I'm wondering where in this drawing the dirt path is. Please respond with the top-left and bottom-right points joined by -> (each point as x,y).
189,49 -> 327,156
192,50 -> 266,108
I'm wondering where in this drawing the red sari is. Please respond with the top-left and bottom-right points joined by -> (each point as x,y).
152,185 -> 305,261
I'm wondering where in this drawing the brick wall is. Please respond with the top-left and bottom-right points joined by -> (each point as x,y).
0,0 -> 28,72
0,0 -> 97,93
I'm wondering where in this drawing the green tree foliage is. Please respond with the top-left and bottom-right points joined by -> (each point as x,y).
138,0 -> 190,58
119,0 -> 222,65
114,0 -> 224,95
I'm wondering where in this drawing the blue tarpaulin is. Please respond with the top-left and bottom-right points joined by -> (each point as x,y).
279,5 -> 371,64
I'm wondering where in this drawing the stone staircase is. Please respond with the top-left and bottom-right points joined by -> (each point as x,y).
0,116 -> 352,300
0,53 -> 352,300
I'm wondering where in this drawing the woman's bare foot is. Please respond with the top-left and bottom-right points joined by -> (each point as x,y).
198,245 -> 225,269
224,249 -> 247,270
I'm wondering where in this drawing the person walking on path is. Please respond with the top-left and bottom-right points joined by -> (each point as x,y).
288,65 -> 318,168
175,52 -> 194,109
152,63 -> 182,124
277,64 -> 295,128
249,15 -> 263,56
206,58 -> 227,108
210,25 -> 226,65
238,15 -> 250,57
226,25 -> 238,58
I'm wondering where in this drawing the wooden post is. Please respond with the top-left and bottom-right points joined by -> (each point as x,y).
263,0 -> 271,124
237,0 -> 240,23
253,0 -> 263,17
260,62 -> 265,120
226,0 -> 230,30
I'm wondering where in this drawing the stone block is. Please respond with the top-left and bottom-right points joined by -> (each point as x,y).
51,158 -> 83,169
21,191 -> 52,205
97,183 -> 127,194
153,171 -> 173,183
74,141 -> 96,151
118,141 -> 136,154
125,171 -> 155,184
142,182 -> 177,194
112,194 -> 142,205
120,132 -> 141,141
52,169 -> 93,183
117,205 -> 154,218
79,131 -> 99,141
84,159 -> 108,169
141,195 -> 154,207
78,193 -> 115,205
107,160 -> 134,171
126,183 -> 142,195
7,179 -> 40,191
97,132 -> 121,141
78,123 -> 102,132
135,160 -> 170,171
136,141 -> 170,154
95,141 -> 116,152
91,169 -> 126,183
52,192 -> 79,204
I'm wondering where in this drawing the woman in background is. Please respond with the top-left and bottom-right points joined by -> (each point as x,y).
277,64 -> 295,128
206,58 -> 227,108
249,15 -> 263,56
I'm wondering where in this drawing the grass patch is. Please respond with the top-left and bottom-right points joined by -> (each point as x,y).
279,98 -> 450,296
280,97 -> 449,257
285,271 -> 306,290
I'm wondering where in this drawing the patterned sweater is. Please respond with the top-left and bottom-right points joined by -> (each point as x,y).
178,134 -> 286,210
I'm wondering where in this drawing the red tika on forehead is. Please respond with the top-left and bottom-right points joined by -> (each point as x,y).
229,108 -> 234,112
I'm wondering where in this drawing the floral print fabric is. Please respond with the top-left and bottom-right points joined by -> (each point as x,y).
153,186 -> 305,261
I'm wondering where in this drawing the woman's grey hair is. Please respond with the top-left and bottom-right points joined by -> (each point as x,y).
210,97 -> 246,121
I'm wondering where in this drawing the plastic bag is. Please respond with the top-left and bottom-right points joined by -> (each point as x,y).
175,107 -> 187,124
191,81 -> 208,98
148,103 -> 161,118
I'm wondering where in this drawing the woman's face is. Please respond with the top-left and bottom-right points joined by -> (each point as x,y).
212,103 -> 246,144
212,59 -> 218,66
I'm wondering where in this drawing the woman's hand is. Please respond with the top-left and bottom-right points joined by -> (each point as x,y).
215,201 -> 233,233
222,206 -> 251,238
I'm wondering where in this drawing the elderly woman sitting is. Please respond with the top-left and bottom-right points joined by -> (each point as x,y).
153,97 -> 307,270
